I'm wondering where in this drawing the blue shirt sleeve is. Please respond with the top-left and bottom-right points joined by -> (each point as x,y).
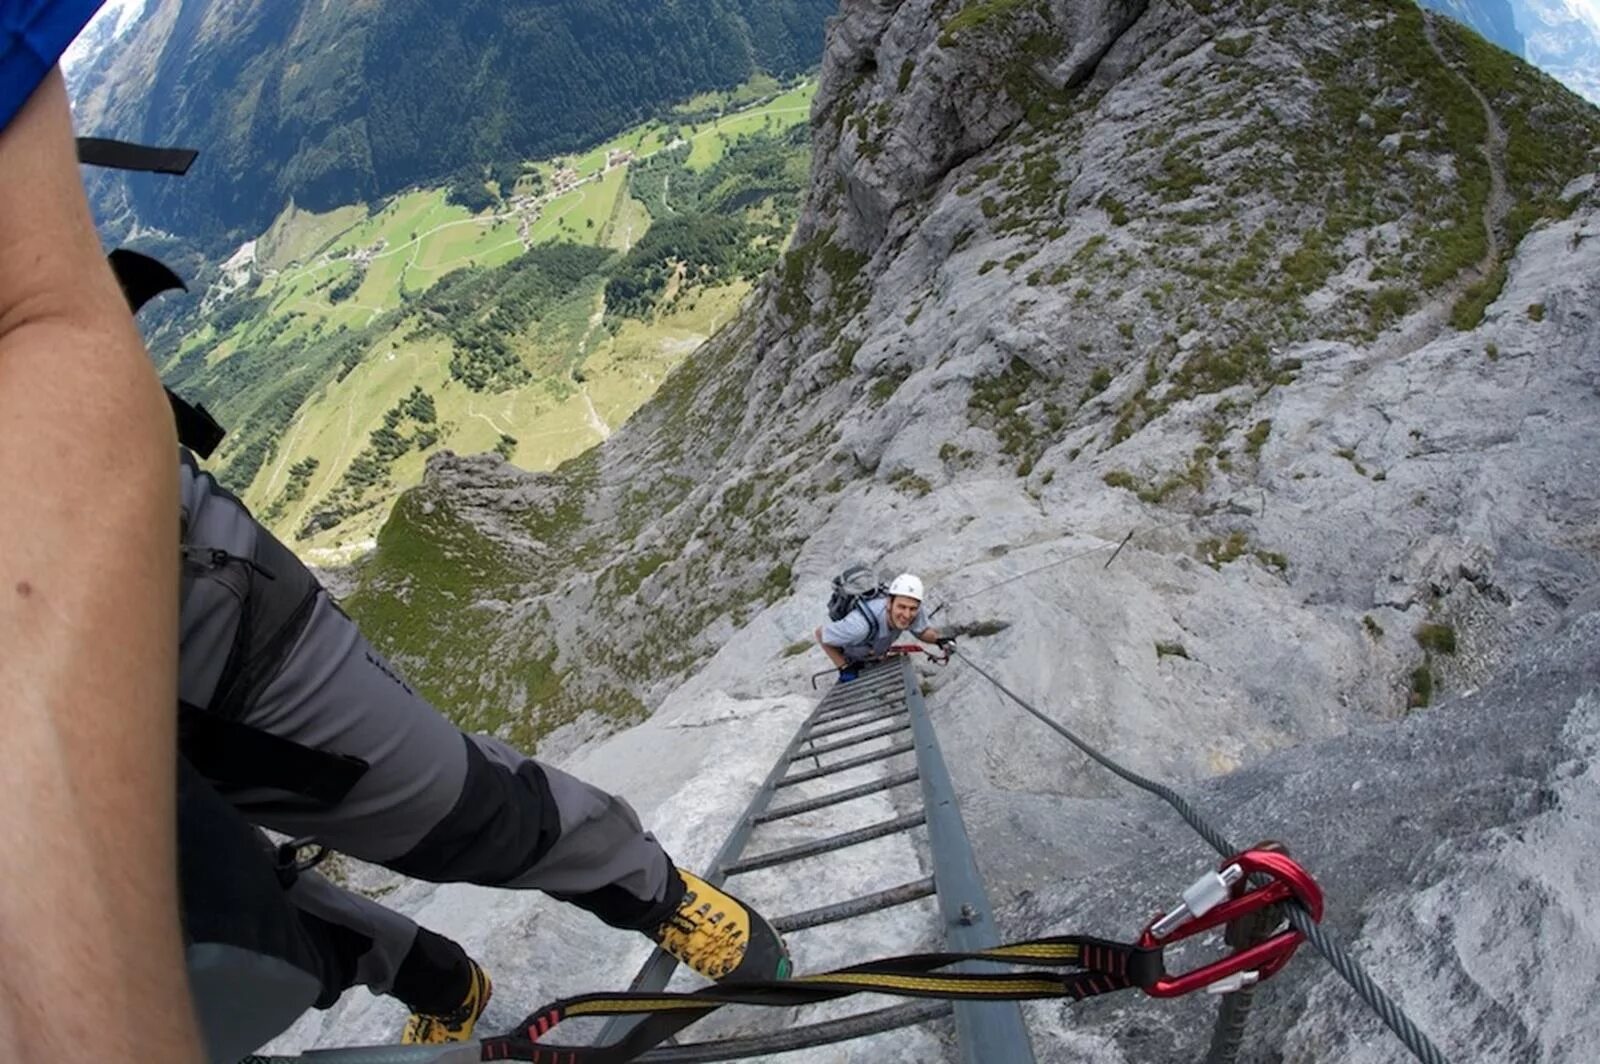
0,1 -> 105,133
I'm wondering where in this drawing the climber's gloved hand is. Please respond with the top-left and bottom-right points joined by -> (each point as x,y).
836,666 -> 859,685
936,638 -> 957,655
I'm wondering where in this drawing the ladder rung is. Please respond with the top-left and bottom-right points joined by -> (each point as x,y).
814,695 -> 900,722
773,877 -> 937,933
819,678 -> 902,705
722,812 -> 926,875
757,769 -> 921,823
775,740 -> 915,788
812,704 -> 903,731
804,706 -> 908,742
796,720 -> 911,760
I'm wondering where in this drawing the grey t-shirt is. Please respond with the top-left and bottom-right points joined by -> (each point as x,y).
821,597 -> 929,662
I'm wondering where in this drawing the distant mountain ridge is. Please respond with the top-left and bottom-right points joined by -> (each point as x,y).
70,0 -> 835,246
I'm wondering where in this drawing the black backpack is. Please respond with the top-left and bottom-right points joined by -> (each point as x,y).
827,563 -> 887,647
827,564 -> 883,621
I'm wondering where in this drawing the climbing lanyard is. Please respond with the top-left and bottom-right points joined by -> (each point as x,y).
479,847 -> 1323,1063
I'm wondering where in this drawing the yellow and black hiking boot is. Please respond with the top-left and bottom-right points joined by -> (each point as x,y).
652,869 -> 792,983
400,959 -> 492,1044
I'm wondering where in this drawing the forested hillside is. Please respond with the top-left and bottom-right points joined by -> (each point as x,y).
72,0 -> 835,245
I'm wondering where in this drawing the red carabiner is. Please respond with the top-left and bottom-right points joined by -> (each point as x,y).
1138,849 -> 1324,998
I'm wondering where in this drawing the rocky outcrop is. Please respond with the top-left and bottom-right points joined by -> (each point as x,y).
801,0 -> 1156,256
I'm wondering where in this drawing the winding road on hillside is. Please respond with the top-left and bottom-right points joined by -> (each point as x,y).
260,409 -> 309,500
575,295 -> 614,441
581,392 -> 613,441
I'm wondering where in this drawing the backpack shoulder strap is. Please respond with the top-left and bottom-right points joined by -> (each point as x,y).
856,598 -> 880,645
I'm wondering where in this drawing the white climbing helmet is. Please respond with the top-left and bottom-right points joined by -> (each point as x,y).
886,573 -> 924,602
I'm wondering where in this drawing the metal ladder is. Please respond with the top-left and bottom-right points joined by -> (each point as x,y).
602,655 -> 1039,1063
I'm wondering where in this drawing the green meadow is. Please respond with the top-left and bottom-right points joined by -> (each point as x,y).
181,76 -> 815,558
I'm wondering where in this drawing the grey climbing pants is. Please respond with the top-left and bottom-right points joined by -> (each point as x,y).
176,452 -> 681,1049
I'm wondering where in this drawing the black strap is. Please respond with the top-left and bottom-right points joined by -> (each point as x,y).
178,703 -> 368,807
481,936 -> 1160,1063
107,248 -> 185,311
76,136 -> 197,175
166,389 -> 227,458
103,248 -> 229,457
857,598 -> 880,646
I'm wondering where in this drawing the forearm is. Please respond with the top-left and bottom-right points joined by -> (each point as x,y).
814,627 -> 848,668
0,73 -> 197,1061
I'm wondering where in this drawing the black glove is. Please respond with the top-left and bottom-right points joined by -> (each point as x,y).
936,638 -> 957,654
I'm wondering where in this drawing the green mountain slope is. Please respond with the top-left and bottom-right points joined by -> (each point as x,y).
155,83 -> 815,561
74,0 -> 835,245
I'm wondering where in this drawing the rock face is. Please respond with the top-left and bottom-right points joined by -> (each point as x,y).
992,593 -> 1600,1063
338,0 -> 1600,1059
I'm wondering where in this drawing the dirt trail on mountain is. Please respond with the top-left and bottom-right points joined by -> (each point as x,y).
1425,14 -> 1512,266
1326,12 -> 1513,406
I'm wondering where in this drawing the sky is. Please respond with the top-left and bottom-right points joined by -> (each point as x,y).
1572,0 -> 1600,32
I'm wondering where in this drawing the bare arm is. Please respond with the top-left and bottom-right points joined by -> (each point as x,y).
814,626 -> 849,669
0,71 -> 199,1061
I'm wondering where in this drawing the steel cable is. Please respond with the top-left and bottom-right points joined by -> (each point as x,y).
953,650 -> 1450,1064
